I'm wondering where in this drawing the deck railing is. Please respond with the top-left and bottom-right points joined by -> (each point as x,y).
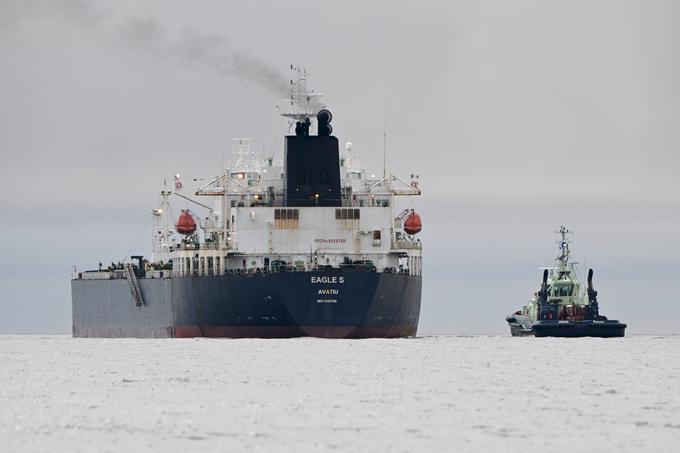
394,240 -> 423,250
73,269 -> 171,280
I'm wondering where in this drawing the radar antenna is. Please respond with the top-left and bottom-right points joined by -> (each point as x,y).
278,66 -> 325,125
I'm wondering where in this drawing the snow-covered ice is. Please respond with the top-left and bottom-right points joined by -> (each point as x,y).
1,335 -> 678,452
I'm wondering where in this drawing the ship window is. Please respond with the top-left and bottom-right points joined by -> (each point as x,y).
373,230 -> 381,240
275,208 -> 298,221
336,208 -> 359,220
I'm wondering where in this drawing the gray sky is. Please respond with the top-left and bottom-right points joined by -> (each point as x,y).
1,0 -> 678,334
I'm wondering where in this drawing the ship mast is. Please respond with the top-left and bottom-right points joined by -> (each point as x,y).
151,187 -> 176,262
278,65 -> 325,126
556,225 -> 571,271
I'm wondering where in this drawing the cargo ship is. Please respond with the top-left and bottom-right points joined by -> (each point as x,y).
505,226 -> 626,337
71,69 -> 423,338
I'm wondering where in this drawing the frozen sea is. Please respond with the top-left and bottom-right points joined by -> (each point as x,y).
1,335 -> 679,452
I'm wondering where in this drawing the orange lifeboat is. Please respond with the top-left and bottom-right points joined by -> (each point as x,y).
176,210 -> 197,235
404,211 -> 422,235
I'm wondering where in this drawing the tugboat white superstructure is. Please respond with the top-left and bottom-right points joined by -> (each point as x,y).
506,226 -> 626,337
71,70 -> 424,338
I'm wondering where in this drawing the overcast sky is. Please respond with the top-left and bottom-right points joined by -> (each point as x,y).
1,0 -> 678,334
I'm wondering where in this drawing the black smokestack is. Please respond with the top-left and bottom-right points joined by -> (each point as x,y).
284,110 -> 341,207
317,109 -> 333,136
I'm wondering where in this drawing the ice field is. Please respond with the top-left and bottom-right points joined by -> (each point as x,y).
1,335 -> 678,452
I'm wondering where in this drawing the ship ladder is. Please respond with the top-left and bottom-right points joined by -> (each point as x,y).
125,263 -> 144,307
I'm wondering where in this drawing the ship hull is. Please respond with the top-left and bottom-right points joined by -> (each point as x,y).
72,271 -> 421,339
506,315 -> 535,337
509,325 -> 535,337
532,320 -> 626,338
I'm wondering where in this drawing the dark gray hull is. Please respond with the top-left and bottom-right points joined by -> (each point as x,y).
72,271 -> 422,338
533,320 -> 626,338
505,315 -> 626,338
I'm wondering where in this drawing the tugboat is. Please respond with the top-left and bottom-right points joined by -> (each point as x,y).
506,226 -> 626,337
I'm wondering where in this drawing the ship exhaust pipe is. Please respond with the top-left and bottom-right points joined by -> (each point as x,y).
539,269 -> 549,304
587,268 -> 597,303
537,269 -> 551,320
587,268 -> 600,318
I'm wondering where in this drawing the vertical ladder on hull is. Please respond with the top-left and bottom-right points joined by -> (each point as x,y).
125,263 -> 144,307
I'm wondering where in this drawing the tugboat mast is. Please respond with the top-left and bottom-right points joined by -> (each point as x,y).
556,225 -> 571,270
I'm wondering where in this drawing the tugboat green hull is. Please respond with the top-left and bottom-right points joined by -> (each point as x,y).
533,320 -> 626,338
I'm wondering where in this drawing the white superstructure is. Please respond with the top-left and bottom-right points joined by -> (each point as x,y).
150,69 -> 423,279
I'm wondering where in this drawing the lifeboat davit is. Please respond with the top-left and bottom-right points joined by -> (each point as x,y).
176,210 -> 197,235
404,211 -> 422,235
